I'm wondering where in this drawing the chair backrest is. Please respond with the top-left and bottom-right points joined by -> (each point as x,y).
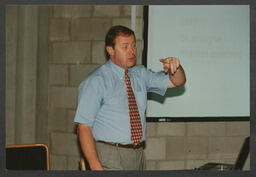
80,157 -> 86,171
233,136 -> 250,170
6,144 -> 50,170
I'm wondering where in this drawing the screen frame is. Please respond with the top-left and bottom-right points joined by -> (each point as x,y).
143,5 -> 250,122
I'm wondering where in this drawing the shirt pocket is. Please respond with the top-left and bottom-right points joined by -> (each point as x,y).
103,84 -> 127,108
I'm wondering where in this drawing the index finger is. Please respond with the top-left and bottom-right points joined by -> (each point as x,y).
159,59 -> 168,63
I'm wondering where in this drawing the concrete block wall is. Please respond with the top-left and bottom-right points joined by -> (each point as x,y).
145,122 -> 250,170
5,5 -> 250,171
48,5 -> 144,170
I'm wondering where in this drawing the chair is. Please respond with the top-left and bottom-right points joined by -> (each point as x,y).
80,157 -> 86,171
196,136 -> 250,170
6,143 -> 50,170
79,155 -> 91,171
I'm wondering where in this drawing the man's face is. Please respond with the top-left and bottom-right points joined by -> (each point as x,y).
106,34 -> 137,69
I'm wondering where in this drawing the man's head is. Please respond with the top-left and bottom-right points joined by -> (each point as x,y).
105,26 -> 137,69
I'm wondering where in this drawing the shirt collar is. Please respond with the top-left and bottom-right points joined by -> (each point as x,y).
107,59 -> 133,80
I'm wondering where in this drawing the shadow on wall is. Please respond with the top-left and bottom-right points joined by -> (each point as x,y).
148,86 -> 186,104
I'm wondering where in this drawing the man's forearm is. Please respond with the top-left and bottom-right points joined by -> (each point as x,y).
77,123 -> 103,170
169,65 -> 186,87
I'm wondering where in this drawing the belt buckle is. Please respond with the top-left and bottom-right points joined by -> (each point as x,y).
133,144 -> 136,149
133,142 -> 140,149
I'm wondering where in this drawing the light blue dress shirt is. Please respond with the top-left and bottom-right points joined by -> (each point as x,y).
74,60 -> 169,144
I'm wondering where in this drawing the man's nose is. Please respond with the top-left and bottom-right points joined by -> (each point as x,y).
129,46 -> 136,55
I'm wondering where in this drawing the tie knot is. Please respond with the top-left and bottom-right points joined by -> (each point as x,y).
125,70 -> 129,77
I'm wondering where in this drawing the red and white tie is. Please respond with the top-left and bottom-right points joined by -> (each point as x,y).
125,70 -> 142,145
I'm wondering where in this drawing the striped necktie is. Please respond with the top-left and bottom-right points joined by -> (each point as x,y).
124,70 -> 142,145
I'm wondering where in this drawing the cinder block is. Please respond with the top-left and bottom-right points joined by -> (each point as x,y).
48,109 -> 67,131
50,154 -> 67,170
187,122 -> 226,136
146,123 -> 157,137
92,41 -> 107,64
50,86 -> 77,109
53,6 -> 73,18
145,160 -> 157,170
93,5 -> 121,17
70,64 -> 100,86
51,132 -> 80,156
185,137 -> 208,159
49,64 -> 68,85
208,137 -> 245,159
135,40 -> 143,65
243,153 -> 250,170
53,5 -> 93,18
67,156 -> 81,170
49,19 -> 69,41
135,18 -> 143,41
166,137 -> 186,160
112,18 -> 143,40
226,121 -> 250,136
67,110 -> 77,133
52,42 -> 91,64
123,6 -> 144,17
157,122 -> 186,136
71,19 -> 111,40
158,160 -> 185,170
144,137 -> 166,160
112,18 -> 130,30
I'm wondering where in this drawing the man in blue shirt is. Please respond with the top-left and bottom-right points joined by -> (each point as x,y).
74,25 -> 186,170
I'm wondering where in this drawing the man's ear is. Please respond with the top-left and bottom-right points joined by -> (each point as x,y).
106,46 -> 114,56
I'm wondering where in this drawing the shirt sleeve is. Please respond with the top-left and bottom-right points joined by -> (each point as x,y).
142,66 -> 169,96
74,76 -> 103,127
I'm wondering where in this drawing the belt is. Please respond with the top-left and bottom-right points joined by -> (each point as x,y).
97,140 -> 145,149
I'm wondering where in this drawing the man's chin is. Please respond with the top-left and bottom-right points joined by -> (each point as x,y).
127,60 -> 136,68
128,63 -> 136,68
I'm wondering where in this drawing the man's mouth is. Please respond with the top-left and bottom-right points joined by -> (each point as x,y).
128,57 -> 136,61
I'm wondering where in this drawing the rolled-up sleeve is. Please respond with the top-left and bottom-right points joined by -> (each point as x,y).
74,76 -> 103,127
143,67 -> 169,96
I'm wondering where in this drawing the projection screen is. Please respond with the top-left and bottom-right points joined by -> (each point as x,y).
146,5 -> 250,118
